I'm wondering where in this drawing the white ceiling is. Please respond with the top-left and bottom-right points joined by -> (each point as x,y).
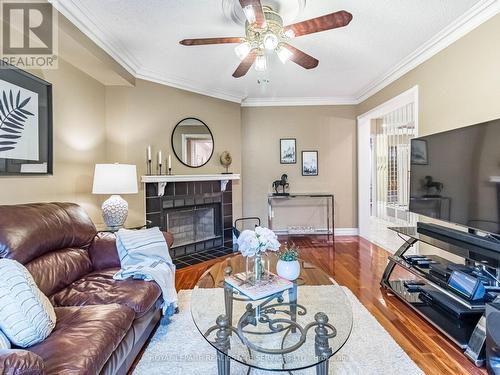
51,0 -> 499,105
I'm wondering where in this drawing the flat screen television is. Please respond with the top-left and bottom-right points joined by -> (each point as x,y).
409,118 -> 500,235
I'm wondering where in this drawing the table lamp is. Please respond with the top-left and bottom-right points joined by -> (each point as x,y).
92,163 -> 138,229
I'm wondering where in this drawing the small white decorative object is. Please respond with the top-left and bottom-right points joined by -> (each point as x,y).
92,164 -> 138,229
237,226 -> 280,284
276,243 -> 300,281
276,259 -> 300,281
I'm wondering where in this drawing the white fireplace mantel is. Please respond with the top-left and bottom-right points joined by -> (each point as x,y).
141,174 -> 240,196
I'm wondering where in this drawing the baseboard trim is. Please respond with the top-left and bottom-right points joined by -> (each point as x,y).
335,228 -> 359,236
273,228 -> 359,236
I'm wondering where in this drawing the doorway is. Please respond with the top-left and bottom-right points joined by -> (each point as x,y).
358,86 -> 419,252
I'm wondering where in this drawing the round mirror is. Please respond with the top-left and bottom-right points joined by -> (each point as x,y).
171,118 -> 214,168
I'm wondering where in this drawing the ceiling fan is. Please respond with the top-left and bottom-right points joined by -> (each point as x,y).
179,0 -> 353,78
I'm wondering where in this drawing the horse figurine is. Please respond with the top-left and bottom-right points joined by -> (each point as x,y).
423,175 -> 444,197
272,174 -> 290,196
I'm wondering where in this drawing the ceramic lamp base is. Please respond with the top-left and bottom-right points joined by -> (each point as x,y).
102,194 -> 128,229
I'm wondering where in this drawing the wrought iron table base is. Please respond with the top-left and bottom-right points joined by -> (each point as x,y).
210,309 -> 335,375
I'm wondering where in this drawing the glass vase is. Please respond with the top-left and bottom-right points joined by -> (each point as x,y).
245,253 -> 270,285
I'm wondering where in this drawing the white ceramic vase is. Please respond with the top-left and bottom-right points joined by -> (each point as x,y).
276,259 -> 300,281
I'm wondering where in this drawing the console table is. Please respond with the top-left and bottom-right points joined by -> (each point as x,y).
267,193 -> 334,239
381,226 -> 500,366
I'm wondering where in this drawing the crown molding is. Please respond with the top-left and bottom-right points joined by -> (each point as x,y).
354,0 -> 500,104
51,0 -> 500,107
49,0 -> 141,75
241,96 -> 358,107
136,69 -> 243,104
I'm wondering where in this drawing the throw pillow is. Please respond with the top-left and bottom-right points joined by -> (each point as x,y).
0,330 -> 10,349
0,259 -> 56,347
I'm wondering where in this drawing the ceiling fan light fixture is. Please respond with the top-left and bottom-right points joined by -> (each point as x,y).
276,45 -> 293,64
263,32 -> 279,50
284,29 -> 296,39
235,41 -> 252,60
243,5 -> 256,24
255,54 -> 267,71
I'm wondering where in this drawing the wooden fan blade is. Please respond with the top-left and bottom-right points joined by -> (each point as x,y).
239,0 -> 266,29
233,50 -> 257,78
283,44 -> 319,70
180,37 -> 244,46
284,10 -> 352,37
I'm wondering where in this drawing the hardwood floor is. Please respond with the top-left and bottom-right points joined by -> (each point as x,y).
175,235 -> 487,375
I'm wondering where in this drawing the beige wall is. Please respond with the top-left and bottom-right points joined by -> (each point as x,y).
357,14 -> 500,256
0,10 -> 127,223
3,12 -> 500,232
241,106 -> 357,229
105,79 -> 242,224
357,14 -> 500,136
0,59 -> 107,221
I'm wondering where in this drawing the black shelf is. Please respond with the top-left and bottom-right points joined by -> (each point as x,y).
388,280 -> 482,348
381,226 -> 500,366
387,255 -> 485,311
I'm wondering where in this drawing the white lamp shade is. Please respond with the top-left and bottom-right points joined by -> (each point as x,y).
92,164 -> 138,195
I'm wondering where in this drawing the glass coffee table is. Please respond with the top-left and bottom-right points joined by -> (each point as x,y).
191,255 -> 353,374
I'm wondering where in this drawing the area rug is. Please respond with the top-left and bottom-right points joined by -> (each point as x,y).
133,286 -> 423,375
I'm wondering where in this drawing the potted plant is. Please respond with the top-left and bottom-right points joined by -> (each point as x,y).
237,227 -> 280,284
276,243 -> 300,281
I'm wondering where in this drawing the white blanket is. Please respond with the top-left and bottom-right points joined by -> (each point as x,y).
113,227 -> 178,321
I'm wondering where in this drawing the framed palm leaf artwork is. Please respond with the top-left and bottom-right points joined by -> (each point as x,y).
0,62 -> 52,175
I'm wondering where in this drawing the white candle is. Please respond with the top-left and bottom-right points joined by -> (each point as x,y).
168,155 -> 172,169
147,145 -> 151,161
158,150 -> 162,165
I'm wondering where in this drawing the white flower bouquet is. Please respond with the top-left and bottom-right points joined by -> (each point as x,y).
237,226 -> 281,257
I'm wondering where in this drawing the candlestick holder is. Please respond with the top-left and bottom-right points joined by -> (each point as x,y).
168,167 -> 172,175
158,164 -> 162,175
147,160 -> 152,175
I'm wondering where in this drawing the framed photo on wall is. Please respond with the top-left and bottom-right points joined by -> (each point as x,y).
302,150 -> 318,176
280,138 -> 296,164
0,61 -> 53,175
411,139 -> 428,165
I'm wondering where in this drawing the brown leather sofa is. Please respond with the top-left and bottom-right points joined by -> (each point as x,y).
0,203 -> 174,375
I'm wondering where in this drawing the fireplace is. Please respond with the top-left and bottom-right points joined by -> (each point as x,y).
166,204 -> 221,248
144,178 -> 235,268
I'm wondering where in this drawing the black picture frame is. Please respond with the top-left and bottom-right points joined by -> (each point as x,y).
302,150 -> 318,176
0,61 -> 53,175
411,139 -> 428,165
171,117 -> 214,168
280,138 -> 296,164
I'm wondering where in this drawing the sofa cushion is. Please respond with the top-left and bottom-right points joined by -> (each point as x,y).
26,248 -> 93,297
89,232 -> 121,271
0,203 -> 97,265
0,260 -> 56,348
50,269 -> 161,318
0,349 -> 44,375
29,304 -> 134,375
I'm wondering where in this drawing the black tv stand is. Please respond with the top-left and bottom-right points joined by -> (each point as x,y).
381,226 -> 500,367
417,222 -> 500,253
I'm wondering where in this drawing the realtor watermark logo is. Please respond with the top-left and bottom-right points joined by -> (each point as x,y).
1,0 -> 58,69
